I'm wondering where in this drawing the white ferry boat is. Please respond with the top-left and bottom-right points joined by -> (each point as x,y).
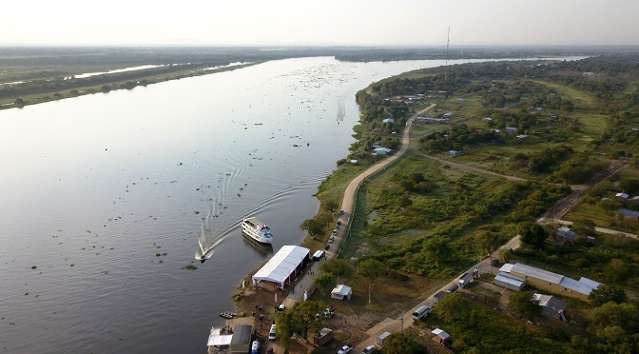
241,217 -> 273,244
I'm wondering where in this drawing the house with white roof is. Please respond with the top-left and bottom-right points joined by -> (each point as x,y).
331,284 -> 352,300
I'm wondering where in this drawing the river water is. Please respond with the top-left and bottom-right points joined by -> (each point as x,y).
0,56 -> 555,354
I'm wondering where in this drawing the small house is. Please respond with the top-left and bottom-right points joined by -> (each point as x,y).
442,112 -> 454,119
516,134 -> 529,140
431,328 -> 451,345
373,147 -> 392,156
483,117 -> 493,122
505,127 -> 518,134
532,293 -> 567,321
448,150 -> 463,157
556,226 -> 576,242
349,159 -> 358,164
377,331 -> 392,346
433,291 -> 447,304
382,117 -> 395,124
313,327 -> 334,346
331,284 -> 352,301
616,192 -> 630,200
618,208 -> 639,221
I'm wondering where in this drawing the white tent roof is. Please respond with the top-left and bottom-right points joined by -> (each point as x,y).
332,284 -> 352,296
253,245 -> 309,286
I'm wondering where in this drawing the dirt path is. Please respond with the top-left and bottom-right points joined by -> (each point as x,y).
418,153 -> 529,182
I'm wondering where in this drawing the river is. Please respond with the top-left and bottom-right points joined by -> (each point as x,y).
0,56 -> 566,354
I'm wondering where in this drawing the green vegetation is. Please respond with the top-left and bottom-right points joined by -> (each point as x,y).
423,294 -> 569,353
381,332 -> 427,354
508,291 -> 542,320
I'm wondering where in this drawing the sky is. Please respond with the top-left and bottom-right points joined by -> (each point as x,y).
2,0 -> 638,46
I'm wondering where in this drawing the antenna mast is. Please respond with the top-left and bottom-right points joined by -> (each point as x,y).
445,25 -> 451,66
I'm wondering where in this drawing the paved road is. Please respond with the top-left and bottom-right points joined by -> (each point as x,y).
282,104 -> 437,308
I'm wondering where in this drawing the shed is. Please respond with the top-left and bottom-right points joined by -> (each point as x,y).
618,208 -> 639,220
382,118 -> 395,124
313,327 -> 334,346
532,293 -> 567,321
494,272 -> 525,291
556,226 -> 576,242
331,284 -> 352,300
431,328 -> 451,344
230,325 -> 253,354
377,331 -> 392,346
252,245 -> 310,289
616,192 -> 630,200
373,147 -> 392,156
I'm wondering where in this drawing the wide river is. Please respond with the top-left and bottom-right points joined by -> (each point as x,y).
0,56 -> 559,354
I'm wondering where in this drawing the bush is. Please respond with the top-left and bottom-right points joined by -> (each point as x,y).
508,291 -> 541,320
589,285 -> 627,306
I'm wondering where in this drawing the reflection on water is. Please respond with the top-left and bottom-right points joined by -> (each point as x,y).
0,56 -> 551,354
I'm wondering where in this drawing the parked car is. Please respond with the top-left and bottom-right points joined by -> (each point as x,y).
362,345 -> 377,354
268,324 -> 277,341
250,340 -> 260,354
337,344 -> 353,354
446,283 -> 458,293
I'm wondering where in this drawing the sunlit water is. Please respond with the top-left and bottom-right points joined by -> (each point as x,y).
0,57 -> 573,354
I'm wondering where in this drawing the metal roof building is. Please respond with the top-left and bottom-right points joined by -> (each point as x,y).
252,245 -> 310,289
499,263 -> 601,300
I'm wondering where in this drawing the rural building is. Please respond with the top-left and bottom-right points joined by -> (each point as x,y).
556,226 -> 576,242
431,328 -> 451,345
331,284 -> 352,300
229,325 -> 253,354
618,208 -> 639,221
494,272 -> 525,291
616,192 -> 630,200
442,112 -> 454,119
505,127 -> 518,134
373,147 -> 392,156
499,263 -> 601,302
377,331 -> 392,346
207,323 -> 254,354
382,117 -> 395,124
448,150 -> 463,157
532,293 -> 567,321
313,327 -> 334,346
252,245 -> 310,290
416,116 -> 449,124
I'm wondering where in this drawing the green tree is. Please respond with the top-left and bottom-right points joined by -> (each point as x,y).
421,236 -> 452,267
519,222 -> 548,250
320,259 -> 352,278
301,218 -> 324,237
315,272 -> 336,295
382,332 -> 428,354
358,258 -> 384,304
589,285 -> 627,306
572,218 -> 596,237
508,291 -> 541,320
604,258 -> 630,282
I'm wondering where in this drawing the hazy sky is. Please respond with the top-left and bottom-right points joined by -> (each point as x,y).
2,0 -> 638,46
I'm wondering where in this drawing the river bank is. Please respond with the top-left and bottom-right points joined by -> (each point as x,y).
0,62 -> 261,110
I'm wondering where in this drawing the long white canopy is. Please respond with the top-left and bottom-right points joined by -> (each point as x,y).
252,245 -> 309,287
